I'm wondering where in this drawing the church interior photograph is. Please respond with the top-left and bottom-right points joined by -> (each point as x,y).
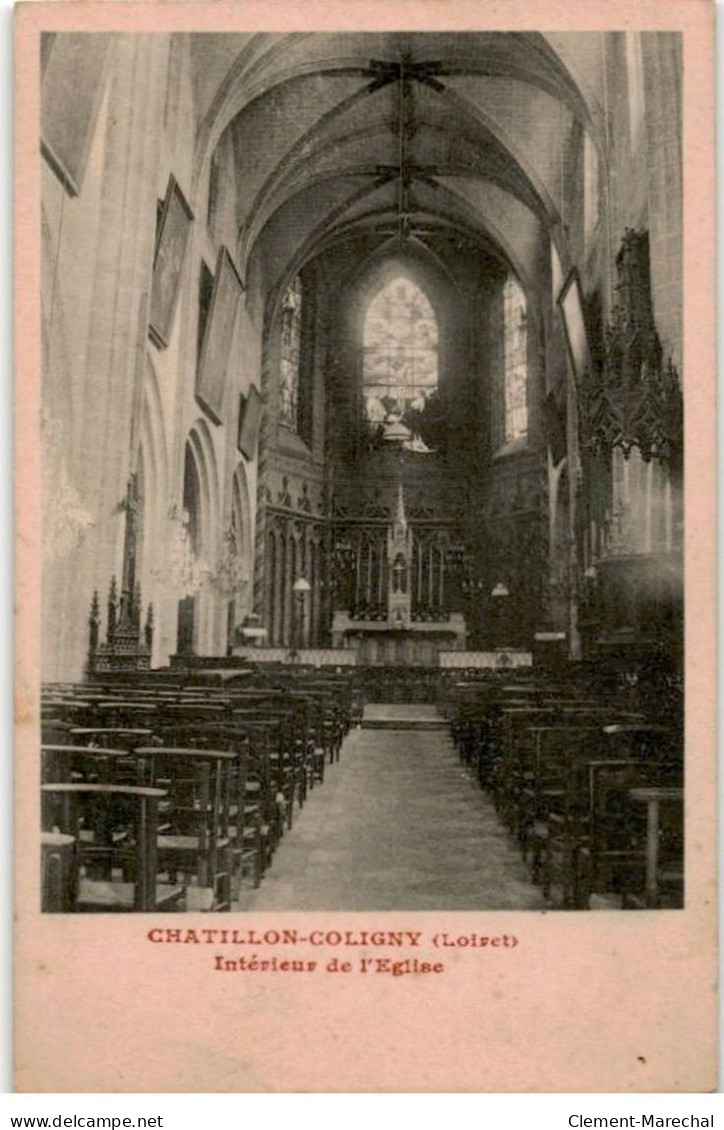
39,31 -> 684,914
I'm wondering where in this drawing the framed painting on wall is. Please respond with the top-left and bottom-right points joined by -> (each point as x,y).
148,174 -> 194,349
237,385 -> 262,459
196,246 -> 244,425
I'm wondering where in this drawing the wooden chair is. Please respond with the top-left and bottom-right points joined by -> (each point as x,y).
136,747 -> 236,911
290,696 -> 327,793
232,710 -> 295,835
600,723 -> 679,765
157,703 -> 230,730
518,724 -> 604,875
41,716 -> 75,744
524,711 -> 652,904
67,728 -> 157,783
41,698 -> 96,728
576,763 -> 682,909
622,786 -> 684,908
41,783 -> 185,912
227,721 -> 279,872
159,725 -> 264,893
300,685 -> 346,762
93,700 -> 159,728
42,744 -> 140,786
68,727 -> 154,749
490,707 -> 556,826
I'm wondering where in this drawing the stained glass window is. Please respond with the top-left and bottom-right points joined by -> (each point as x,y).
362,276 -> 438,423
503,274 -> 528,443
279,276 -> 302,430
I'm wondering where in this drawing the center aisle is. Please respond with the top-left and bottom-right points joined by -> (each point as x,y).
236,705 -> 546,911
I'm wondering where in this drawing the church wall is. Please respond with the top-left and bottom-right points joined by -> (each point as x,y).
41,34 -> 265,679
140,33 -> 235,663
144,34 -> 200,664
41,35 -> 170,681
138,52 -> 264,665
41,68 -> 111,682
544,32 -> 683,660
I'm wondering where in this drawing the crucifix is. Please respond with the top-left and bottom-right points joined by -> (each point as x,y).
119,472 -> 141,629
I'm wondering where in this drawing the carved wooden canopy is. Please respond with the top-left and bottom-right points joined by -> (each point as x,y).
585,229 -> 683,464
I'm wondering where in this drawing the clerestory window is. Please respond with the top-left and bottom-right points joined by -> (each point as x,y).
503,274 -> 528,444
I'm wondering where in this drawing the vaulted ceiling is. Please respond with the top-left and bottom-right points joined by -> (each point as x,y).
188,32 -> 607,296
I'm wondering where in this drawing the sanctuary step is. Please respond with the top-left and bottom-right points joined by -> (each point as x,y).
361,704 -> 449,731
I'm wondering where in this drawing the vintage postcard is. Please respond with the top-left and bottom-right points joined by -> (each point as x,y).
15,0 -> 716,1093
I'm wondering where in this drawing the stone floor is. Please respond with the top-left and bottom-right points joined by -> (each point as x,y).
236,707 -> 546,912
361,704 -> 442,722
360,703 -> 448,730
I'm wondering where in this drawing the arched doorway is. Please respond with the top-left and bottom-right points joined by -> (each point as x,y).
171,419 -> 222,657
225,462 -> 253,649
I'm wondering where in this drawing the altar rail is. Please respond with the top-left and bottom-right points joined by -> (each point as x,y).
438,650 -> 533,669
232,647 -> 358,668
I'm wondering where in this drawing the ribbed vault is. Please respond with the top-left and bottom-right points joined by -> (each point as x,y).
188,31 -> 606,301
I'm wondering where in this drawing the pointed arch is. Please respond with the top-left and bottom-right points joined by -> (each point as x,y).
187,416 -> 221,558
226,460 -> 254,643
231,460 -> 253,557
176,418 -> 221,654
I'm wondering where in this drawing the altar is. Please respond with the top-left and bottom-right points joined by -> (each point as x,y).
331,612 -> 466,666
331,484 -> 467,666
